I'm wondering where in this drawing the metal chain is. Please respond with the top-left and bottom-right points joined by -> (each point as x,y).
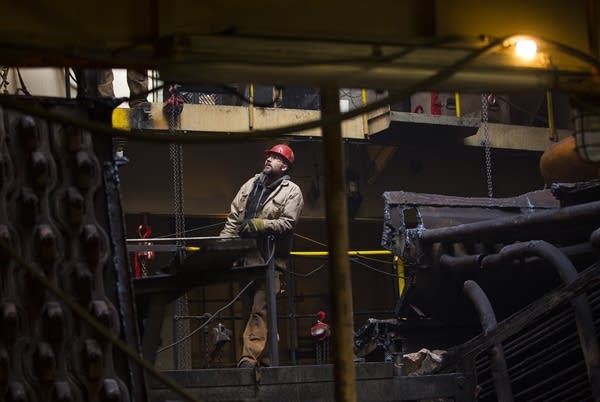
481,93 -> 493,198
204,326 -> 210,368
168,91 -> 192,369
140,258 -> 149,277
1,67 -> 10,94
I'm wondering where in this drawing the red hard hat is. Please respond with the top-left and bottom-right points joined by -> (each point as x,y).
265,144 -> 294,165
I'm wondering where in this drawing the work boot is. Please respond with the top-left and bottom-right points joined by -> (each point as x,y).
238,361 -> 255,369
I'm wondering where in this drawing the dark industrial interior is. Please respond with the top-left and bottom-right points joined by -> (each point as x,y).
0,2 -> 599,401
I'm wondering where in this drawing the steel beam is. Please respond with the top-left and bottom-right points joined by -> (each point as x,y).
321,87 -> 357,402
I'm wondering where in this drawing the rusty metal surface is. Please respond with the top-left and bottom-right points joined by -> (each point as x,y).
381,186 -> 600,401
381,189 -> 560,263
0,101 -> 143,402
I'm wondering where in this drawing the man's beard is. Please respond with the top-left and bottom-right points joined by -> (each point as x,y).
263,165 -> 279,177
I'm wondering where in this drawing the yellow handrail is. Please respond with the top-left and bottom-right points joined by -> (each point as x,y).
454,92 -> 461,117
291,250 -> 392,256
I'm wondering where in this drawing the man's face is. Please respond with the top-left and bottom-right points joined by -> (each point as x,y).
263,153 -> 289,177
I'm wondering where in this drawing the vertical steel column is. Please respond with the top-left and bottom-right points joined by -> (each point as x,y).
266,253 -> 279,366
288,254 -> 298,365
463,280 -> 513,402
320,87 -> 357,402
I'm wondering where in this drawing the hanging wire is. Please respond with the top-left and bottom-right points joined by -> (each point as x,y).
494,94 -> 549,125
155,221 -> 226,238
350,257 -> 406,279
15,67 -> 31,96
279,262 -> 327,278
294,232 -> 328,247
157,280 -> 255,354
355,254 -> 395,265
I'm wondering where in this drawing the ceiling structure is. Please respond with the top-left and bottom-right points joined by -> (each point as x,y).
0,0 -> 598,94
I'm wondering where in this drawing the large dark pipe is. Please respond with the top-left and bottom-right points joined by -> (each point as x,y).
439,254 -> 483,270
420,201 -> 600,245
480,240 -> 600,401
591,228 -> 600,249
440,242 -> 598,270
463,280 -> 514,402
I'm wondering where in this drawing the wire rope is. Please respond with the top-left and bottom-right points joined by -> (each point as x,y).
156,280 -> 255,354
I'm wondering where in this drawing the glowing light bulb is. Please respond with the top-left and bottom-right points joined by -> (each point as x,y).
515,39 -> 537,60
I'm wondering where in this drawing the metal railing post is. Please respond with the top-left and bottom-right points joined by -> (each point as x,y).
266,253 -> 279,366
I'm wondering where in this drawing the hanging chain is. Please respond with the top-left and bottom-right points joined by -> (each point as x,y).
481,93 -> 493,198
1,67 -> 10,94
140,258 -> 149,277
168,88 -> 192,369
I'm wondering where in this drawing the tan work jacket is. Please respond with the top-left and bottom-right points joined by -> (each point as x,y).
220,174 -> 304,268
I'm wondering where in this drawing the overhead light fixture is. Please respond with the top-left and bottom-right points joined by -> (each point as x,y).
573,109 -> 600,162
515,39 -> 537,60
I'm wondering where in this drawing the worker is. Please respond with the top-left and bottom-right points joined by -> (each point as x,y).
220,144 -> 304,368
97,68 -> 149,160
97,69 -> 149,109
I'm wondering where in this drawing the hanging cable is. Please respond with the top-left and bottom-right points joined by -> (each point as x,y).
15,67 -> 31,96
355,254 -> 395,265
294,232 -> 328,247
154,221 -> 226,238
279,262 -> 327,278
350,257 -> 406,279
157,280 -> 255,354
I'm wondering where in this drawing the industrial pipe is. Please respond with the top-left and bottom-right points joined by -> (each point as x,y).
321,87 -> 357,402
439,254 -> 483,270
463,280 -> 514,402
420,200 -> 600,245
591,227 -> 600,249
480,240 -> 600,400
439,242 -> 597,270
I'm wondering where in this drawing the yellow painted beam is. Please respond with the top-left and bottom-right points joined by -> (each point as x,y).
291,250 -> 392,256
395,256 -> 405,297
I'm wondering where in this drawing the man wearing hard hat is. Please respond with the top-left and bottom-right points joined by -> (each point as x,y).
221,144 -> 304,368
